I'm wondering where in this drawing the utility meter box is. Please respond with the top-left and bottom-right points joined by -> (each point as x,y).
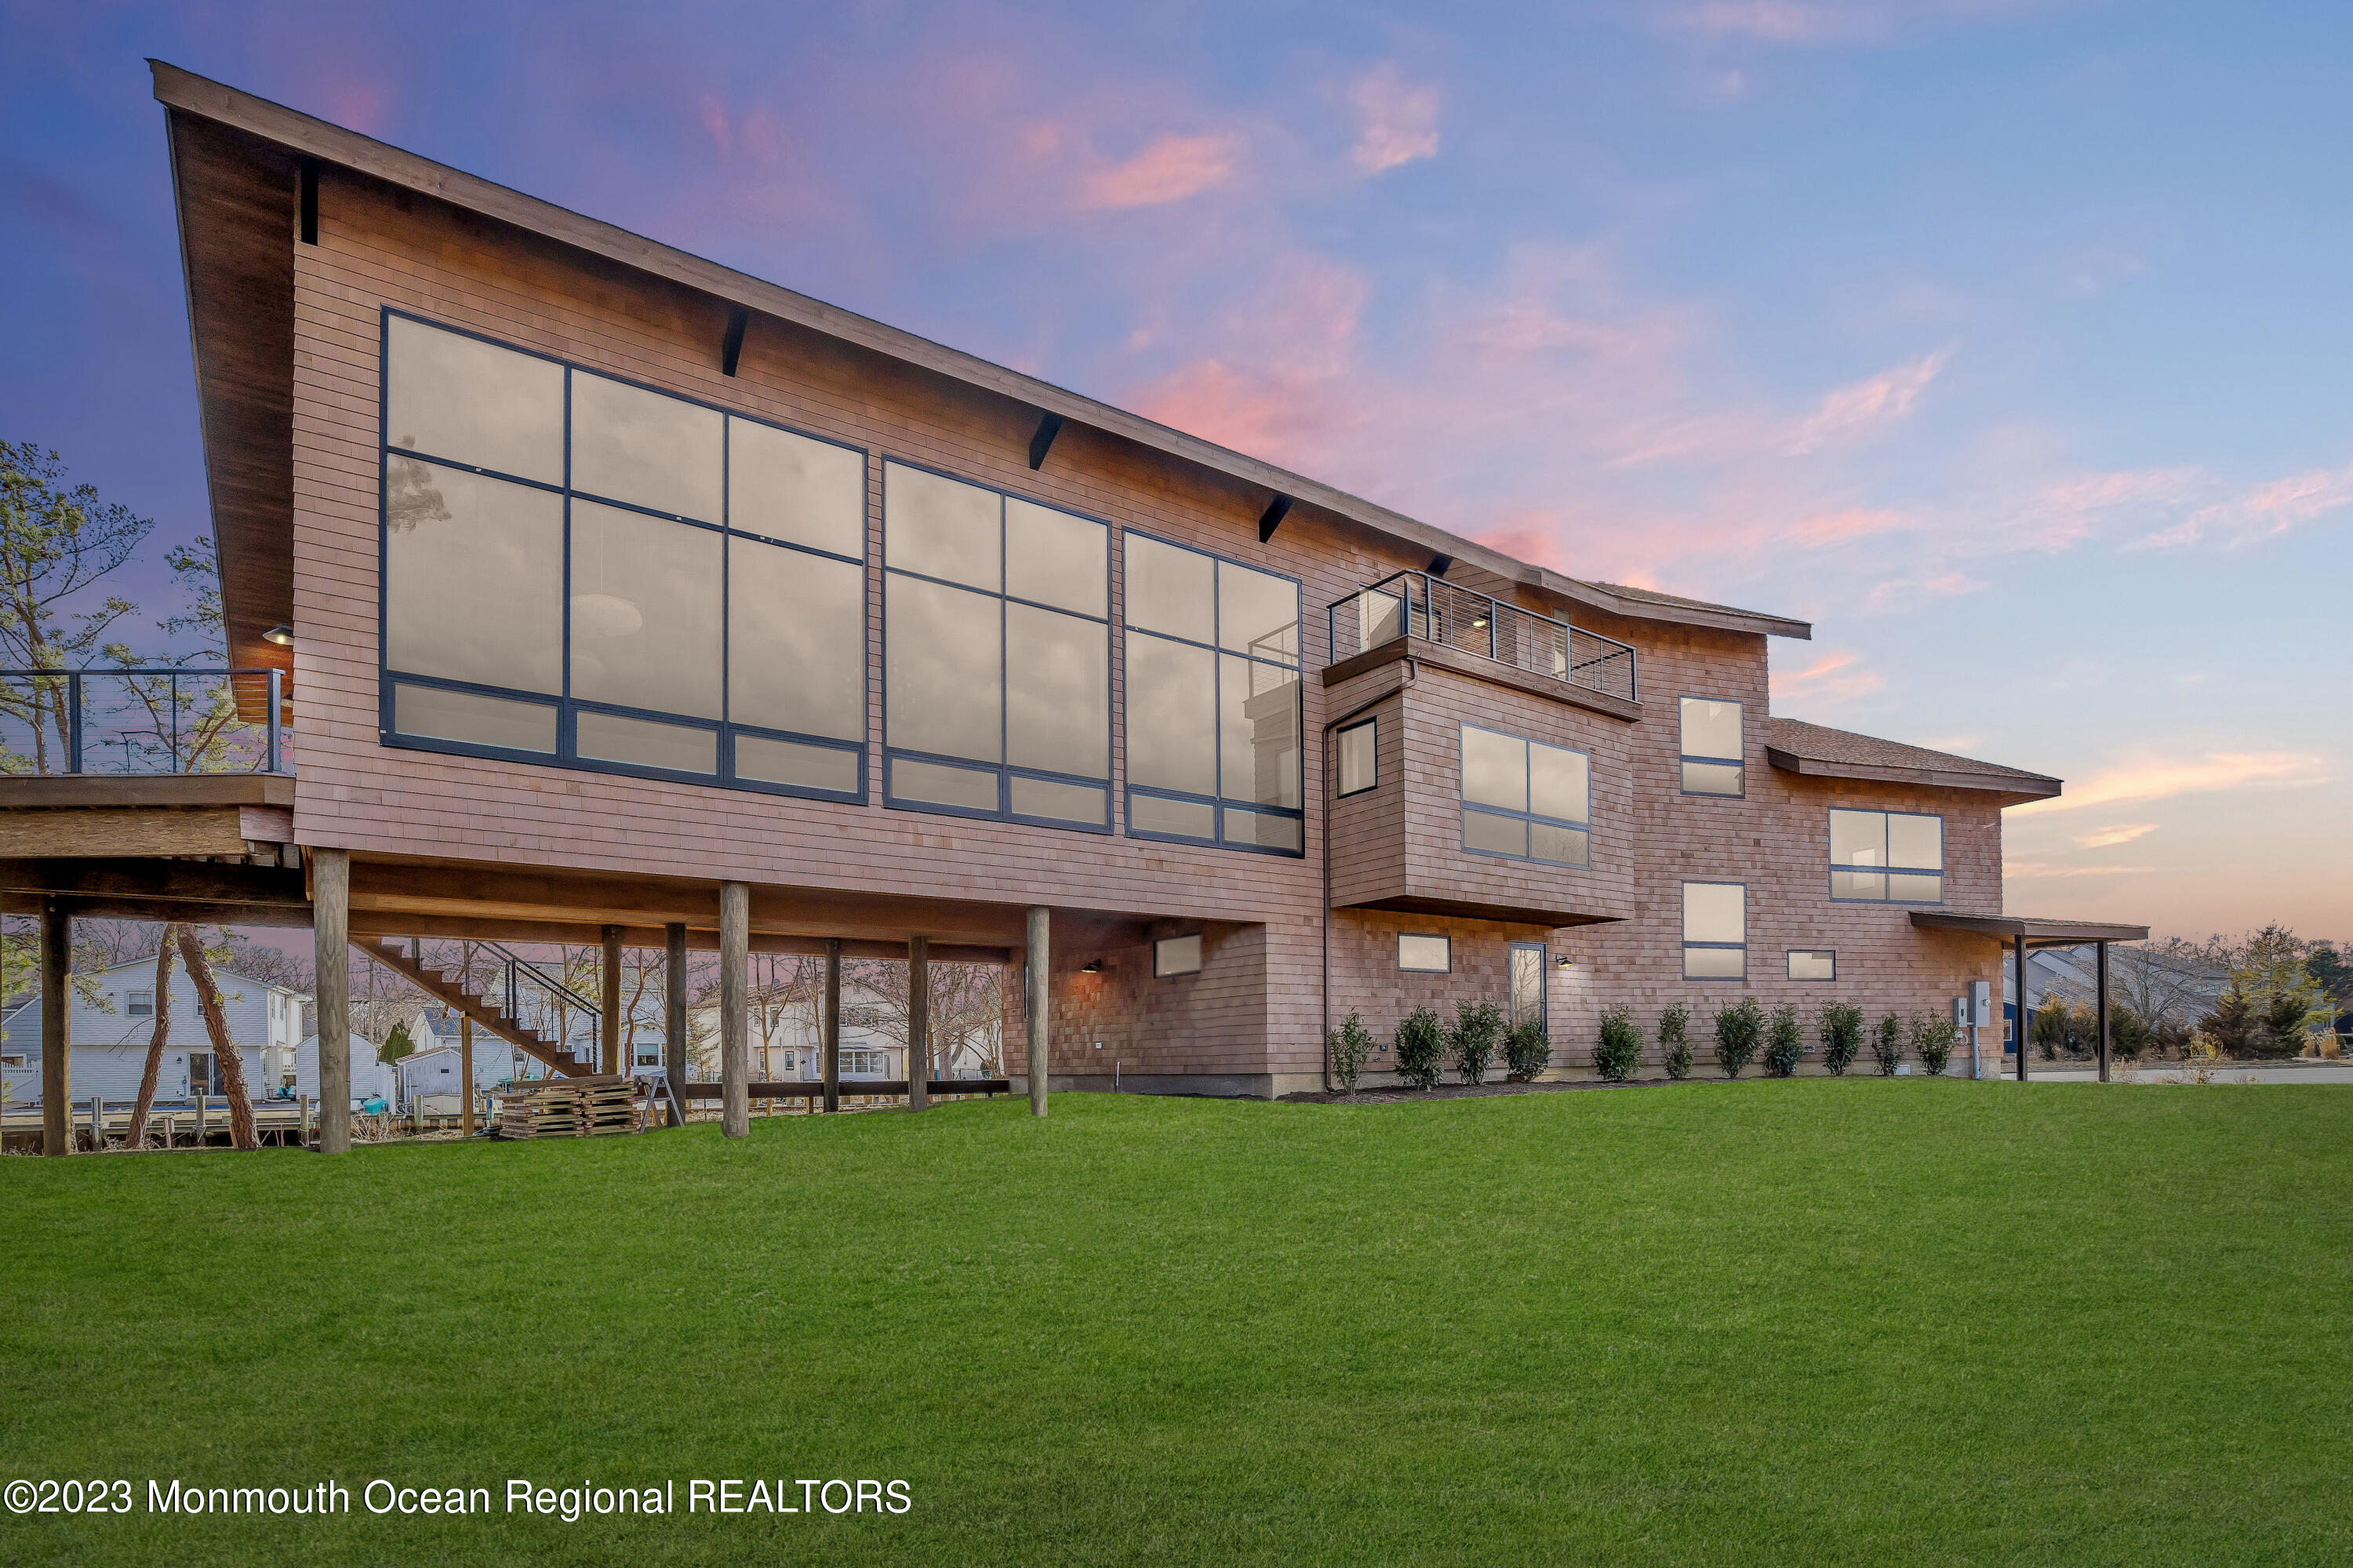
1971,980 -> 1992,1027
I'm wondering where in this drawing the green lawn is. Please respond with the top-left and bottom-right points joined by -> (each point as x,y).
5,1080 -> 2350,1566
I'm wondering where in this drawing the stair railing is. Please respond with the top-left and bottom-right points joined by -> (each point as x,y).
474,940 -> 603,1064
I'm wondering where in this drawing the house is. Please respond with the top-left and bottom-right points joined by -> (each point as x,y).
0,957 -> 307,1108
0,64 -> 2153,1155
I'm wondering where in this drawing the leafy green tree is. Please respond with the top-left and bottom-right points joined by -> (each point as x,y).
0,442 -> 154,771
379,1020 -> 416,1066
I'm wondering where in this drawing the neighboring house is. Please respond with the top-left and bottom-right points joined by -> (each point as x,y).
0,958 -> 308,1108
293,1031 -> 397,1110
689,980 -> 929,1084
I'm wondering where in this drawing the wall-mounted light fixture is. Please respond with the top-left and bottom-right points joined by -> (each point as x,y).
262,624 -> 294,647
1080,960 -> 1103,974
1555,954 -> 1573,970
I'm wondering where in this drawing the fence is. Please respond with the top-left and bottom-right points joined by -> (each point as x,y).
0,668 -> 289,776
1325,573 -> 1637,703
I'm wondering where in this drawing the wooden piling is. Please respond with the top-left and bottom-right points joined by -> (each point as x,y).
664,922 -> 687,1127
599,924 -> 623,1075
719,882 -> 749,1137
907,933 -> 929,1112
40,897 -> 68,1156
823,938 -> 842,1114
1026,906 -> 1049,1118
312,848 -> 352,1153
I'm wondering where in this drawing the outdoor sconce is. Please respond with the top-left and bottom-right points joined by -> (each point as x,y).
1555,955 -> 1573,970
1470,615 -> 1489,629
1080,960 -> 1103,974
262,624 -> 294,646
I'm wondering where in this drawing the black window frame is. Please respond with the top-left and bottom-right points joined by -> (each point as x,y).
1676,694 -> 1745,799
375,307 -> 870,805
1787,949 -> 1837,982
1336,716 -> 1378,799
1680,879 -> 1747,981
1397,932 -> 1453,973
1824,807 -> 1947,905
1457,721 -> 1592,868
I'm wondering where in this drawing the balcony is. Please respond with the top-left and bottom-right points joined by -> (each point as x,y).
0,668 -> 291,777
1326,573 -> 1636,706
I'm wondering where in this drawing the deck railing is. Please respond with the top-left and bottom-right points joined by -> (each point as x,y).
0,668 -> 289,777
1326,573 -> 1638,704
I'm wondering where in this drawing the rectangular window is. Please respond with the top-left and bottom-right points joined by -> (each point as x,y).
1154,934 -> 1202,977
379,311 -> 867,802
883,460 -> 1110,831
126,990 -> 154,1017
1337,718 -> 1377,798
842,1049 -> 890,1076
1459,724 -> 1590,868
1124,533 -> 1303,854
1678,697 -> 1744,796
1398,933 -> 1452,973
1827,809 -> 1945,903
1682,882 -> 1746,980
1787,950 -> 1836,981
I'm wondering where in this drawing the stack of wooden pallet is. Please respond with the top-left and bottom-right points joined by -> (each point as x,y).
496,1076 -> 642,1139
581,1077 -> 640,1137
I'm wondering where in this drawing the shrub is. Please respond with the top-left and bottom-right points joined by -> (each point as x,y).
1713,998 -> 1766,1079
1762,1005 -> 1804,1078
2111,1003 -> 2151,1061
1328,1010 -> 1376,1093
2032,997 -> 2070,1060
1871,1013 -> 1903,1075
1659,1003 -> 1693,1081
1504,1019 -> 1551,1082
1910,1013 -> 1958,1077
1394,1008 -> 1446,1090
1819,1002 -> 1864,1076
1449,1000 -> 1505,1086
1593,1006 -> 1644,1082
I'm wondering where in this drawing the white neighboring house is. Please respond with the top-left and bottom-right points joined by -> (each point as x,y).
0,958 -> 309,1110
390,1006 -> 566,1112
292,1031 -> 398,1111
687,978 -> 996,1084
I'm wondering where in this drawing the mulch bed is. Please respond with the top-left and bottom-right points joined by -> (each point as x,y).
1278,1076 -> 1682,1105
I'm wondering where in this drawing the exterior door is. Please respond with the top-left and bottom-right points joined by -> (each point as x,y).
1508,944 -> 1547,1035
187,1051 -> 220,1096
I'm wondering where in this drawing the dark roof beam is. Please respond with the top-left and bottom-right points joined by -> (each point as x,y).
1027,411 -> 1065,470
1256,494 -> 1292,544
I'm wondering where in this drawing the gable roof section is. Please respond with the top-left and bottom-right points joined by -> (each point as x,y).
1765,717 -> 2062,801
150,60 -> 1810,663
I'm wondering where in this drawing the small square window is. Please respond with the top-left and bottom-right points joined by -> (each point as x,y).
1787,951 -> 1836,981
1154,934 -> 1202,977
1398,933 -> 1452,973
1337,719 -> 1377,797
126,990 -> 154,1017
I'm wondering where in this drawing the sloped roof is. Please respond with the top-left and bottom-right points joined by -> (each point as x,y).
1765,718 -> 2062,800
1556,580 -> 1812,640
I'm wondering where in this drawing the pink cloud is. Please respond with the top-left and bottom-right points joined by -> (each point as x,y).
1785,508 -> 1906,546
1078,132 -> 1245,210
1675,0 -> 2069,45
2133,461 -> 2353,551
1348,64 -> 1442,174
1771,649 -> 1886,705
1864,568 -> 1985,609
1783,347 -> 1948,453
2012,751 -> 2333,817
2075,823 -> 2157,849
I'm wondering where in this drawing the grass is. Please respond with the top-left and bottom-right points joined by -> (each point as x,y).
5,1080 -> 2351,1566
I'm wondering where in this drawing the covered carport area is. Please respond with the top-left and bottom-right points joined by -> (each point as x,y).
1909,913 -> 2151,1083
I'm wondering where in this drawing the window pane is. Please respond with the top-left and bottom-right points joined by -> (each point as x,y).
1125,633 -> 1216,795
734,734 -> 859,795
1006,602 -> 1108,779
570,372 -> 722,522
1464,809 -> 1528,857
1130,792 -> 1215,840
885,463 -> 999,591
1223,807 -> 1303,852
569,500 -> 722,720
1684,945 -> 1745,980
1005,498 -> 1106,617
384,317 -> 563,484
384,457 -> 563,694
1155,934 -> 1202,977
394,682 -> 556,754
1679,697 -> 1742,760
1888,813 -> 1944,871
890,757 -> 999,811
576,711 -> 717,774
1787,951 -> 1836,981
1510,948 -> 1544,1025
1010,776 -> 1107,826
1888,873 -> 1944,903
1359,589 -> 1406,649
728,418 -> 864,558
886,575 -> 1001,762
1337,720 -> 1377,795
1682,761 -> 1743,796
1529,822 -> 1589,868
728,539 -> 864,741
1124,535 -> 1214,642
1682,882 -> 1744,944
1830,868 -> 1888,900
1529,742 -> 1588,824
1460,726 -> 1527,811
1220,656 -> 1300,808
1217,561 -> 1300,665
1398,934 -> 1451,973
1829,809 -> 1889,868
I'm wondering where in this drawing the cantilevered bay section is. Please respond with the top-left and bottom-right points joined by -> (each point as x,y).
0,63 -> 2146,1152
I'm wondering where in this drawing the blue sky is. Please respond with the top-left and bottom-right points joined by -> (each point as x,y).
2,0 -> 2346,937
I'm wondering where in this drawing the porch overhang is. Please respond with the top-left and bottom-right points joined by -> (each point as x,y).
1908,912 -> 2150,948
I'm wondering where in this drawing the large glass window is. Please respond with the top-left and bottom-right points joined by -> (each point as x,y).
1124,534 -> 1302,855
379,311 -> 867,799
1828,809 -> 1945,903
882,461 -> 1110,831
1682,882 -> 1746,980
1678,697 -> 1744,796
1337,719 -> 1377,798
1459,724 -> 1590,867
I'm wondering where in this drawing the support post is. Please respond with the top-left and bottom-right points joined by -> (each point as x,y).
313,848 -> 351,1153
39,897 -> 68,1155
664,922 -> 688,1127
822,938 -> 842,1114
599,924 -> 623,1076
2096,940 -> 2111,1084
719,883 -> 749,1137
907,934 -> 930,1112
2013,931 -> 2029,1084
459,962 -> 475,1141
1026,906 -> 1049,1118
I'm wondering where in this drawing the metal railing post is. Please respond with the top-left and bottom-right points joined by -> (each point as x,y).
66,672 -> 82,774
267,669 -> 282,773
169,672 -> 181,773
1488,600 -> 1498,662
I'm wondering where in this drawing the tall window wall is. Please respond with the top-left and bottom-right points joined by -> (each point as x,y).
378,311 -> 867,799
882,461 -> 1111,831
1122,533 -> 1304,855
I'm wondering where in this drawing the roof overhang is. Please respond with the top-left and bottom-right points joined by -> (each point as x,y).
1766,745 -> 2062,802
1909,912 -> 2151,947
1544,577 -> 1813,640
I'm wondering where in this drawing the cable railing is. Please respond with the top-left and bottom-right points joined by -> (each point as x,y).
0,668 -> 289,777
1326,573 -> 1638,704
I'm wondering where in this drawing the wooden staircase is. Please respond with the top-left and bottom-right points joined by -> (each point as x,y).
361,937 -> 598,1079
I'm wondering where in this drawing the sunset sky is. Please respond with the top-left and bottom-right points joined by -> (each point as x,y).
2,0 -> 2346,938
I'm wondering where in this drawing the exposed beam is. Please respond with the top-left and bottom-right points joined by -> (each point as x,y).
2,894 -> 316,930
296,156 -> 318,245
0,857 -> 307,908
1427,553 -> 1453,577
1257,494 -> 1292,544
720,304 -> 749,376
343,906 -> 1007,962
1028,411 -> 1064,470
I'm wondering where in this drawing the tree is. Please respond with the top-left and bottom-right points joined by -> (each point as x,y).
2201,982 -> 2259,1058
379,1020 -> 416,1066
124,931 -> 174,1149
0,442 -> 153,772
177,927 -> 257,1150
